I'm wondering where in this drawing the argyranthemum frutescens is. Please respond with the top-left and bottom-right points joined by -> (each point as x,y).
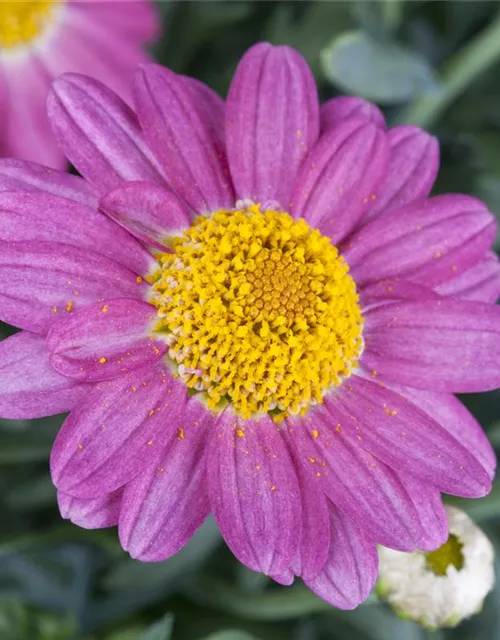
0,43 -> 498,609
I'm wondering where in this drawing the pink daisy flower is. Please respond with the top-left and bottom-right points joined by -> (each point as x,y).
0,42 -> 499,609
0,0 -> 158,167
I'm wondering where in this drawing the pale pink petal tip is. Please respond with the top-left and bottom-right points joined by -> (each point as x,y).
321,96 -> 385,133
58,488 -> 123,529
305,504 -> 378,610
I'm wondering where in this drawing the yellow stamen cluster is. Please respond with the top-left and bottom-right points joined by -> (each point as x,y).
0,1 -> 55,49
149,205 -> 363,419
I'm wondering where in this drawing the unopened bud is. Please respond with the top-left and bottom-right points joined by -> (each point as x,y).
377,505 -> 495,629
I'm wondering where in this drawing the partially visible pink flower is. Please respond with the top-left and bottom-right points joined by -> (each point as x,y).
0,0 -> 158,168
0,43 -> 499,610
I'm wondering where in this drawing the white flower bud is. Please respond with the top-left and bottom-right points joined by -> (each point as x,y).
377,505 -> 495,629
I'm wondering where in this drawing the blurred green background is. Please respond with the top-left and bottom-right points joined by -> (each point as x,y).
3,1 -> 500,638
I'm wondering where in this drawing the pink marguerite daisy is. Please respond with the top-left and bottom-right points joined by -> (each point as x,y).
0,42 -> 499,609
0,0 -> 158,167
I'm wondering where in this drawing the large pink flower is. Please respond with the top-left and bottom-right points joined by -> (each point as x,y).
0,0 -> 158,167
0,43 -> 499,609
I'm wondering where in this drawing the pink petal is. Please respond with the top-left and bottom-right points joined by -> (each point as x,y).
226,43 -> 319,209
207,412 -> 301,576
50,366 -> 188,498
386,383 -> 496,479
0,159 -> 98,208
396,474 -> 448,551
133,64 -> 234,212
0,191 -> 154,274
364,126 -> 439,222
1,55 -> 65,168
320,96 -> 385,133
41,11 -> 147,107
272,570 -> 295,586
344,195 -> 496,288
305,503 -> 378,610
0,331 -> 88,419
46,0 -> 159,105
0,240 -> 147,334
291,118 -> 389,244
183,76 -> 226,146
48,73 -> 165,193
67,1 -> 159,43
48,298 -> 166,382
120,398 -> 211,561
360,279 -> 440,308
58,487 -> 123,529
99,182 -> 190,250
288,447 -> 330,581
363,298 -> 500,392
325,376 -> 491,498
285,415 -> 433,551
436,252 -> 500,303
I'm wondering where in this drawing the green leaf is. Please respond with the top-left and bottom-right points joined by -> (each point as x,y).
487,421 -> 500,447
0,416 -> 62,465
235,565 -> 269,594
141,613 -> 174,640
0,600 -> 75,640
4,476 -> 56,510
183,574 -> 375,621
201,632 -> 260,640
321,30 -> 438,104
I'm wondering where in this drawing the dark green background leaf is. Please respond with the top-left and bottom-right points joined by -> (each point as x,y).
321,29 -> 438,103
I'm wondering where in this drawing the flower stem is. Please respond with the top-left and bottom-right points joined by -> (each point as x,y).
397,11 -> 500,129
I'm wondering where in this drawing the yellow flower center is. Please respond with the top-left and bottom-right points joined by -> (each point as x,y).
425,534 -> 465,576
148,205 -> 363,419
0,1 -> 56,49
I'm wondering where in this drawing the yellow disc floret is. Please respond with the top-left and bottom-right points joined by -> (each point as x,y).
0,1 -> 56,49
149,205 -> 364,419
